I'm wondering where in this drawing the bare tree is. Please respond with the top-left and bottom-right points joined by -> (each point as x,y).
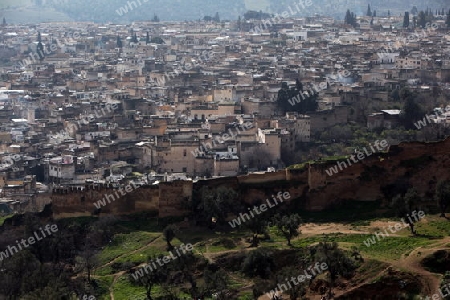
75,232 -> 99,282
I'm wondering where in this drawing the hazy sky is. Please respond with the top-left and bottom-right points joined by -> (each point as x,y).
0,0 -> 447,23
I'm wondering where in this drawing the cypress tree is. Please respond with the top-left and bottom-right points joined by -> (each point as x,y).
447,10 -> 450,28
403,12 -> 410,28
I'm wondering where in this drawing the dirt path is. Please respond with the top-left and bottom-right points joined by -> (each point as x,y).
279,222 -> 449,298
389,236 -> 450,295
301,222 -> 370,236
94,234 -> 162,272
109,271 -> 126,300
94,221 -> 448,300
198,238 -> 247,263
91,235 -> 161,300
301,221 -> 410,237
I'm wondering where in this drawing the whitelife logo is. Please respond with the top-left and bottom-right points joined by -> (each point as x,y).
0,224 -> 58,262
191,122 -> 254,157
363,210 -> 425,247
93,181 -> 140,209
266,262 -> 328,299
413,108 -> 450,130
1,153 -> 21,166
288,70 -> 351,107
130,243 -> 193,280
150,51 -> 215,87
54,103 -> 118,141
375,23 -> 438,61
228,192 -> 291,228
325,140 -> 389,176
421,282 -> 450,299
93,172 -> 155,209
249,0 -> 313,34
15,32 -> 80,70
116,0 -> 149,16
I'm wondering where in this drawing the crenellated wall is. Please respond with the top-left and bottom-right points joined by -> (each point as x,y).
52,184 -> 160,219
51,138 -> 450,218
158,181 -> 193,218
303,138 -> 450,210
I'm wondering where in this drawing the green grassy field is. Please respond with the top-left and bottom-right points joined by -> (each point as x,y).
84,213 -> 450,299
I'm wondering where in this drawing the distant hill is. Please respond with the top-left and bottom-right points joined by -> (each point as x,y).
0,0 -> 448,24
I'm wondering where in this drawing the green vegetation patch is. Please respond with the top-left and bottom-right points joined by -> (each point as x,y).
238,292 -> 254,300
97,231 -> 160,266
288,161 -> 312,170
414,219 -> 450,238
359,236 -> 431,260
357,259 -> 390,279
209,238 -> 238,251
0,214 -> 13,226
114,243 -> 166,264
95,265 -> 115,277
288,155 -> 350,170
292,234 -> 432,260
111,275 -> 148,300
91,276 -> 114,300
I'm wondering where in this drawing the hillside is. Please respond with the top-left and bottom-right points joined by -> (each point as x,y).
0,206 -> 449,299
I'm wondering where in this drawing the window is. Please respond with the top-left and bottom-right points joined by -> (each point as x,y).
182,167 -> 187,172
183,149 -> 187,156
